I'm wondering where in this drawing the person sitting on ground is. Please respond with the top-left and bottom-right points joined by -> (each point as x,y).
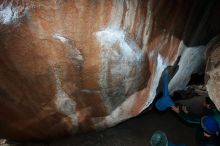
171,106 -> 220,146
150,130 -> 185,146
154,69 -> 220,145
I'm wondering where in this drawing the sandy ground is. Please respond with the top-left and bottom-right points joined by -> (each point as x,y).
1,110 -> 197,146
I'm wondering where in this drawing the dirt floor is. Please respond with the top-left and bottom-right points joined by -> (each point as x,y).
1,110 -> 197,146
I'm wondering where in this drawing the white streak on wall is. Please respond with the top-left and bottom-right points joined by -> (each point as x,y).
142,0 -> 153,51
123,0 -> 138,32
80,89 -> 100,94
92,92 -> 137,128
108,0 -> 124,29
95,0 -> 147,115
96,28 -> 142,60
96,28 -> 144,112
53,33 -> 84,63
0,3 -> 28,25
53,67 -> 78,126
142,54 -> 167,109
53,33 -> 69,43
169,45 -> 206,94
136,18 -> 144,42
96,28 -> 125,49
0,4 -> 14,24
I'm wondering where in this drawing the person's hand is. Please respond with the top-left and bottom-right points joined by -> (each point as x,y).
181,106 -> 189,114
171,105 -> 180,113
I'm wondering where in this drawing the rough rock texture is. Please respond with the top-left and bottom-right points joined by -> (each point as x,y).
0,0 -> 220,140
205,36 -> 220,111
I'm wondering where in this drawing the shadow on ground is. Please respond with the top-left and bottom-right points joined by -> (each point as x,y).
2,110 -> 196,146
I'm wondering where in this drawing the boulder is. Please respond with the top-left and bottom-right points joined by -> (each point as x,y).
205,36 -> 220,111
0,0 -> 219,140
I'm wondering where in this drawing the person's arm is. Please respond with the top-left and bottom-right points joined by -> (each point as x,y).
178,112 -> 200,125
171,106 -> 200,125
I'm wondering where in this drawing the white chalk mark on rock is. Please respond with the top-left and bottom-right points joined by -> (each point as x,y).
96,28 -> 145,112
53,33 -> 84,64
53,33 -> 70,43
0,3 -> 28,25
142,53 -> 167,109
169,45 -> 206,94
53,67 -> 78,126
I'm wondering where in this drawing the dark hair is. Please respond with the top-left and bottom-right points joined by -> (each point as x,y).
205,97 -> 215,108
